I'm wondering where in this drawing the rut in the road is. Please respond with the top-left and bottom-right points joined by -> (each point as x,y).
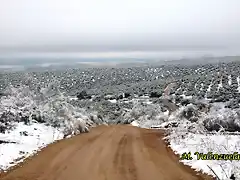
0,125 -> 215,180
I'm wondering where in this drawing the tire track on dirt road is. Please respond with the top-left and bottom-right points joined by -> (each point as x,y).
113,129 -> 138,180
0,125 -> 215,180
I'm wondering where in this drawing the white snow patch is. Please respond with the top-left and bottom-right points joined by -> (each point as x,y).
108,99 -> 117,103
228,75 -> 232,86
207,81 -> 212,92
0,122 -> 63,171
131,121 -> 139,127
194,83 -> 197,90
168,133 -> 240,180
217,76 -> 223,92
217,83 -> 223,92
200,83 -> 204,91
176,87 -> 181,92
139,95 -> 150,99
237,76 -> 240,93
180,94 -> 192,100
69,96 -> 78,101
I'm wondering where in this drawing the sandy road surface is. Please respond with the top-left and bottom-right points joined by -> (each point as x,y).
0,125 -> 214,180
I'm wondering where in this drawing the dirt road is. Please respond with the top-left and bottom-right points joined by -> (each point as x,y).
0,125 -> 214,180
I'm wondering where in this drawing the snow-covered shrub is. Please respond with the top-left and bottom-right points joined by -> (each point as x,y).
62,118 -> 89,138
179,104 -> 199,120
0,83 -> 101,137
202,107 -> 240,132
119,102 -> 169,128
160,102 -> 240,134
0,111 -> 17,133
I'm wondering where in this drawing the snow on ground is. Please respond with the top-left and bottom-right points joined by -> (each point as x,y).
237,76 -> 240,93
228,75 -> 232,86
200,83 -> 204,91
218,77 -> 223,91
130,100 -> 240,179
180,94 -> 193,100
131,121 -> 140,127
168,132 -> 240,180
207,81 -> 212,92
0,122 -> 64,171
108,99 -> 117,103
194,83 -> 198,90
69,96 -> 79,101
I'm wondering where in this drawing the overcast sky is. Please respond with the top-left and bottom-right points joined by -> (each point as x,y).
0,0 -> 240,59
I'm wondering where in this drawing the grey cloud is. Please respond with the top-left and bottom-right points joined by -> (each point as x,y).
0,0 -> 240,56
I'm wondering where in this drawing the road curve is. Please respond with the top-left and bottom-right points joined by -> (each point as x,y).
0,125 -> 214,180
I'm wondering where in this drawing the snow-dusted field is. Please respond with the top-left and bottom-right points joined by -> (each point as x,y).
1,60 -> 240,179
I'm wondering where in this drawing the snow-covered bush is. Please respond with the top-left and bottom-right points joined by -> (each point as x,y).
202,106 -> 240,132
163,103 -> 240,179
162,102 -> 240,134
119,102 -> 169,128
0,83 -> 101,137
0,111 -> 17,133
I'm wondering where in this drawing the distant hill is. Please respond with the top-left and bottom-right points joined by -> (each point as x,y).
0,55 -> 240,72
